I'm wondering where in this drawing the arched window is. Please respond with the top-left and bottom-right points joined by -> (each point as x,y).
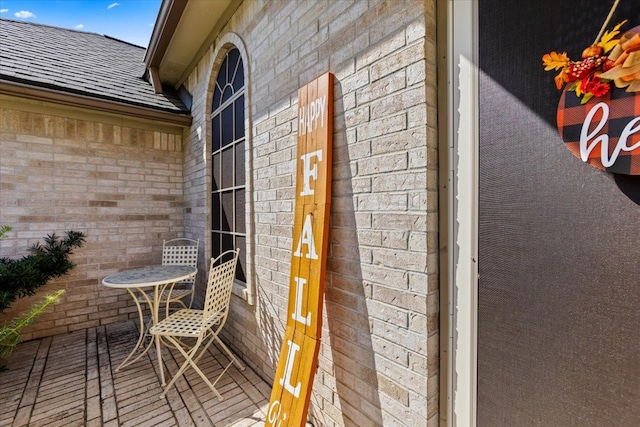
211,47 -> 246,283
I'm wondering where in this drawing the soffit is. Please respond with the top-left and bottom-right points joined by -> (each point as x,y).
152,0 -> 235,88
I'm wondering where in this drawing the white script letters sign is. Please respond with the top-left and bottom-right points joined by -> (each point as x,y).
557,86 -> 640,175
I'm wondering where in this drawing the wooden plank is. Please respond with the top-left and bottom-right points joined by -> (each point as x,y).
267,71 -> 333,427
266,326 -> 321,426
287,203 -> 329,339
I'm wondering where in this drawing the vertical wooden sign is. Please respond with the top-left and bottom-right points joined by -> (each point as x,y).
266,72 -> 333,427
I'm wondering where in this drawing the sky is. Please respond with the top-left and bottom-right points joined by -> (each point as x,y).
0,0 -> 162,47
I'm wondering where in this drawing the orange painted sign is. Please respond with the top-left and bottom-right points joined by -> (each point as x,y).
266,72 -> 333,427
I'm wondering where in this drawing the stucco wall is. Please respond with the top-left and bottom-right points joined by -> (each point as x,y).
181,0 -> 438,425
0,97 -> 189,340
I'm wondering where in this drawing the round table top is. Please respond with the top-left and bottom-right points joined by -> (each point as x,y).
102,265 -> 197,288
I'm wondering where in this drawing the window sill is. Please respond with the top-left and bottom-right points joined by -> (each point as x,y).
231,281 -> 254,305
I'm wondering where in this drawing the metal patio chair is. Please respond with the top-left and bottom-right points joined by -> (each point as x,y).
150,249 -> 245,400
138,238 -> 199,315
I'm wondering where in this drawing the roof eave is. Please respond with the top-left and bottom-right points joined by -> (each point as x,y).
143,0 -> 240,89
144,0 -> 188,70
0,80 -> 192,127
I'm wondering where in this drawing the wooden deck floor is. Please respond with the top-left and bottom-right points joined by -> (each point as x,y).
0,320 -> 271,427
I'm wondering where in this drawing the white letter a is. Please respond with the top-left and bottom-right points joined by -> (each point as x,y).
293,214 -> 318,259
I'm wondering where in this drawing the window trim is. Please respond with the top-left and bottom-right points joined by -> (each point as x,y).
440,2 -> 479,426
206,34 -> 254,305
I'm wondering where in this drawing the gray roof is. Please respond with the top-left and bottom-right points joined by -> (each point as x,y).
0,18 -> 188,114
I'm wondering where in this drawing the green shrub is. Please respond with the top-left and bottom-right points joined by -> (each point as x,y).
1,289 -> 65,370
0,227 -> 85,370
0,228 -> 85,313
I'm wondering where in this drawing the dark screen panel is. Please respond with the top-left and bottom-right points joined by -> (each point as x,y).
212,152 -> 221,192
221,105 -> 233,147
478,1 -> 640,425
212,115 -> 220,152
222,233 -> 233,255
221,146 -> 233,189
235,189 -> 245,234
211,232 -> 221,260
234,97 -> 244,141
212,192 -> 220,231
235,140 -> 245,186
221,190 -> 233,232
230,48 -> 243,91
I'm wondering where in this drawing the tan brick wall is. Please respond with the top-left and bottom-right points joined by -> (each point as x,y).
182,0 -> 438,425
0,98 -> 187,340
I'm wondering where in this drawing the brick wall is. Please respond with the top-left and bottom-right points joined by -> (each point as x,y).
0,99 -> 187,340
182,0 -> 438,425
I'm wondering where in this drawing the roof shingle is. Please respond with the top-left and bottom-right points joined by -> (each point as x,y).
0,18 -> 189,114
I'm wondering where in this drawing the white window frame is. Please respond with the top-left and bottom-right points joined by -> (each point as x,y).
208,34 -> 254,305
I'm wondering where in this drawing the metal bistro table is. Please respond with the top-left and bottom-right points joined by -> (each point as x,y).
102,264 -> 197,378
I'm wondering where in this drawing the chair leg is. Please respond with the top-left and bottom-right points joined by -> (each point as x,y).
214,335 -> 245,370
159,336 -> 200,399
188,332 -> 231,402
117,289 -> 154,372
187,356 -> 224,401
191,327 -> 245,371
192,332 -> 218,365
165,300 -> 171,319
159,332 -> 237,401
186,290 -> 195,309
163,296 -> 189,316
155,335 -> 166,386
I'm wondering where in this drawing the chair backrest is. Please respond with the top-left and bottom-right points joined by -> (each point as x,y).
203,249 -> 239,320
162,238 -> 199,267
162,238 -> 199,286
